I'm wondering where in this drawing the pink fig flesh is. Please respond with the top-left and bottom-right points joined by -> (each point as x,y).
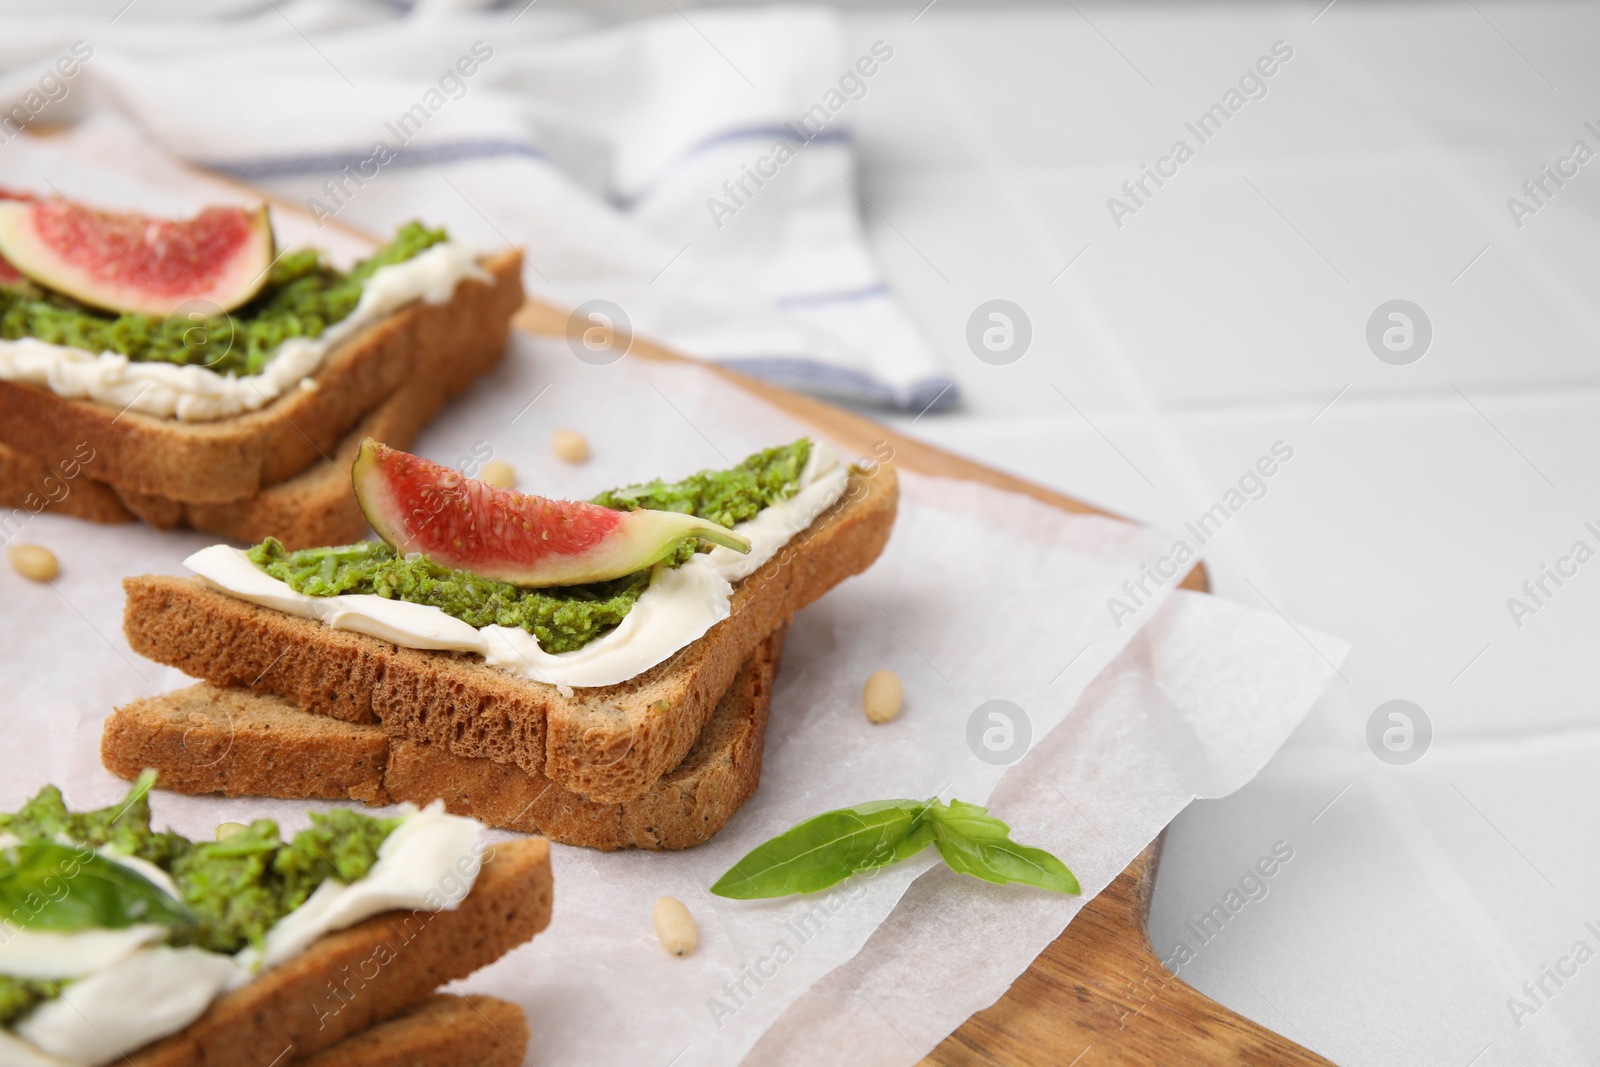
0,199 -> 275,316
352,439 -> 750,587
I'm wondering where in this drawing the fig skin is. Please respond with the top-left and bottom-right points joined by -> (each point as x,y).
352,439 -> 749,588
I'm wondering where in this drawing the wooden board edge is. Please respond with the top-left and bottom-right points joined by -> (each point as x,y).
928,832 -> 1331,1066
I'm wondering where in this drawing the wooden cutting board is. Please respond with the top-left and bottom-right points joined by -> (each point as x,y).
514,303 -> 1330,1067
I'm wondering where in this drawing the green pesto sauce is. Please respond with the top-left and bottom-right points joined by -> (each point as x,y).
249,439 -> 812,655
0,221 -> 447,377
0,780 -> 188,868
0,778 -> 400,963
170,809 -> 398,954
0,978 -> 61,1027
250,539 -> 653,655
590,438 -> 810,527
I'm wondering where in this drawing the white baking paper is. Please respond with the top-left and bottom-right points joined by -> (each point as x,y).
0,129 -> 1347,1066
745,590 -> 1350,1066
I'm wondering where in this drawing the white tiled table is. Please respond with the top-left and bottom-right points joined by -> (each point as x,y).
835,3 -> 1600,1065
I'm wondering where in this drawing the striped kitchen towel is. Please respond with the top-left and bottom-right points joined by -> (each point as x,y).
0,0 -> 956,412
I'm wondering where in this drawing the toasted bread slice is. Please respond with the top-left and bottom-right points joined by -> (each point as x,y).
0,371 -> 494,547
102,278 -> 513,547
0,247 -> 522,505
103,680 -> 395,805
123,461 -> 895,803
103,627 -> 784,850
125,837 -> 551,1067
0,440 -> 134,525
0,249 -> 517,544
296,995 -> 528,1067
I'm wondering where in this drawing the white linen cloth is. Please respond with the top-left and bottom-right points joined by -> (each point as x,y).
0,0 -> 956,411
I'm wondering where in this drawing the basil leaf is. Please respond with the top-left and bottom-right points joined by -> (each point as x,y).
711,796 -> 1080,899
710,800 -> 933,899
0,842 -> 192,932
929,798 -> 1014,843
932,834 -> 1080,894
930,801 -> 1079,894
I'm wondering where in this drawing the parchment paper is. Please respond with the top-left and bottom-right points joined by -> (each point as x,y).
746,590 -> 1349,1066
0,128 -> 1347,1066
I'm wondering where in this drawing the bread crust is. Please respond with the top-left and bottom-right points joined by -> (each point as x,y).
0,247 -> 522,505
103,627 -> 785,850
101,269 -> 513,547
103,682 -> 393,805
0,441 -> 134,525
122,463 -> 896,802
125,837 -> 551,1067
296,995 -> 529,1067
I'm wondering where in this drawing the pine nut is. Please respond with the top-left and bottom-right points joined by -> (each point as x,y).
863,669 -> 903,724
652,896 -> 697,957
552,428 -> 590,464
8,544 -> 58,582
479,459 -> 517,489
215,822 -> 248,841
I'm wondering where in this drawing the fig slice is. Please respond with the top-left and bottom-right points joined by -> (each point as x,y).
0,188 -> 35,287
0,198 -> 275,317
352,439 -> 751,588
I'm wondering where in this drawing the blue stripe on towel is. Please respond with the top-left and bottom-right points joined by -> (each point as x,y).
197,139 -> 547,181
715,356 -> 959,414
614,125 -> 851,210
681,124 -> 851,154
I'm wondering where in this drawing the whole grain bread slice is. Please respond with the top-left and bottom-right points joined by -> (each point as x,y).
0,247 -> 522,505
0,246 -> 517,542
0,440 -> 134,527
97,271 -> 514,547
103,626 -> 784,850
103,681 -> 394,805
125,836 -> 551,1067
295,994 -> 528,1067
123,461 -> 896,803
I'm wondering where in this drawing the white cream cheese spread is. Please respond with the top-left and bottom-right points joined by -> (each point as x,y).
184,442 -> 852,689
0,802 -> 484,1067
0,927 -> 166,982
0,242 -> 487,423
15,948 -> 237,1066
245,802 -> 482,970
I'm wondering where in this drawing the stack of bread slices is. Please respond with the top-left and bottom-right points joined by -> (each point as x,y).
104,458 -> 900,849
0,247 -> 523,549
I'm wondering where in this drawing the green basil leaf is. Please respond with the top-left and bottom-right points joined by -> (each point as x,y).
710,799 -> 933,899
709,796 -> 1080,900
929,798 -> 1014,843
932,831 -> 1080,895
0,842 -> 192,932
